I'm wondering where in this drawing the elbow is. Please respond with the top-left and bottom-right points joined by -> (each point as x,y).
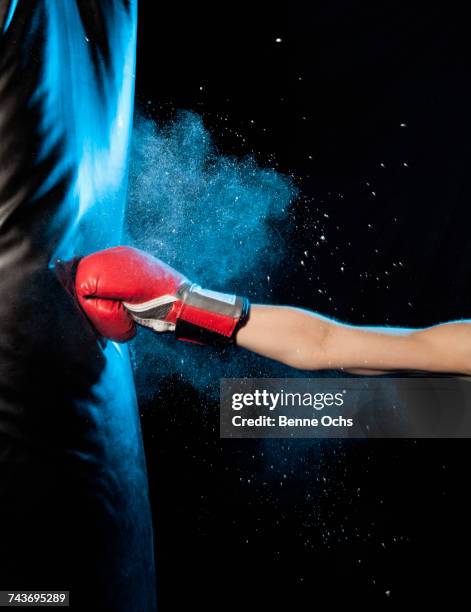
279,352 -> 318,371
278,321 -> 333,371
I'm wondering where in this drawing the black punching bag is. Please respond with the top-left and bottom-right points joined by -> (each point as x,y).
0,1 -> 156,609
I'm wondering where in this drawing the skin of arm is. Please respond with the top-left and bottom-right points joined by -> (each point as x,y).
235,305 -> 471,376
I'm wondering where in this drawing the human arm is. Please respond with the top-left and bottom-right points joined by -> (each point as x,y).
71,246 -> 471,376
236,305 -> 471,375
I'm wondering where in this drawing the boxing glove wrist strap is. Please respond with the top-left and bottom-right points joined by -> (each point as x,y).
125,283 -> 250,346
175,284 -> 250,346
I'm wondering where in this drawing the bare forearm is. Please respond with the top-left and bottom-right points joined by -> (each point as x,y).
236,306 -> 333,369
235,305 -> 471,375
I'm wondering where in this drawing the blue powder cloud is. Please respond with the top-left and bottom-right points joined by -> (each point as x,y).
125,112 -> 376,541
125,111 -> 299,396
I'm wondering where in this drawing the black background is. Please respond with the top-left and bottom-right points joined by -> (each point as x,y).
135,3 -> 471,607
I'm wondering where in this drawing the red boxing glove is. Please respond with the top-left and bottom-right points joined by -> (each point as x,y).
74,246 -> 250,344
